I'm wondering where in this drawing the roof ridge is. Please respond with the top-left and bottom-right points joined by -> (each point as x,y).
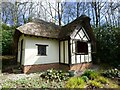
32,18 -> 61,27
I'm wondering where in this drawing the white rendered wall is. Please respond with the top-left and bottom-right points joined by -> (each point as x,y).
23,36 -> 59,65
17,34 -> 25,65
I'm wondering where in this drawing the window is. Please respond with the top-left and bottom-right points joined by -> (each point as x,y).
75,41 -> 88,54
36,44 -> 48,56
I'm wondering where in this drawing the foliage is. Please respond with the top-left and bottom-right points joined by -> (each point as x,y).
66,69 -> 119,88
95,76 -> 119,88
81,69 -> 99,80
2,77 -> 40,88
81,76 -> 89,82
2,69 -> 119,88
102,68 -> 120,78
2,24 -> 16,55
96,76 -> 109,84
2,74 -> 66,88
2,24 -> 11,30
68,70 -> 75,77
2,30 -> 13,55
93,25 -> 120,67
87,80 -> 103,88
66,77 -> 86,88
40,69 -> 69,81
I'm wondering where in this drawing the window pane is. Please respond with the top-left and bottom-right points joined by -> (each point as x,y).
76,41 -> 88,54
38,45 -> 46,55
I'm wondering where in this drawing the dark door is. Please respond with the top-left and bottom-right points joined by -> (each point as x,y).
20,39 -> 23,65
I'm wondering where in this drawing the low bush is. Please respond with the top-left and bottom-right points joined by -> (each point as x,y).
2,75 -> 66,88
81,76 -> 89,82
81,69 -> 99,80
66,77 -> 86,88
96,76 -> 109,84
2,77 -> 41,88
87,80 -> 103,88
66,69 -> 119,88
40,69 -> 69,81
2,29 -> 13,55
102,68 -> 120,78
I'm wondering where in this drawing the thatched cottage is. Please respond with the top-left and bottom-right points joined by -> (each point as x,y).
14,15 -> 96,73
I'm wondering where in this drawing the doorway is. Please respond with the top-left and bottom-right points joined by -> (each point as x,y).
20,39 -> 23,65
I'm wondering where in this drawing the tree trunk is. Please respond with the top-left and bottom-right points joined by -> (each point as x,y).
76,2 -> 80,18
58,2 -> 61,26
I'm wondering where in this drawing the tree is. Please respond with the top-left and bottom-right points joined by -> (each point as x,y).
93,25 -> 120,66
2,24 -> 15,55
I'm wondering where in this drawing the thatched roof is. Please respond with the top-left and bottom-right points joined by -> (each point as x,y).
59,15 -> 96,42
16,15 -> 95,42
17,19 -> 61,39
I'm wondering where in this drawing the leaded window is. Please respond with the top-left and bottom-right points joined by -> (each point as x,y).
36,44 -> 48,56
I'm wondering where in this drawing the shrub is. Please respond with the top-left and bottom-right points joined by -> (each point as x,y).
2,75 -> 66,88
102,68 -> 120,78
96,76 -> 109,84
40,69 -> 69,81
66,77 -> 86,88
93,26 -> 120,66
82,69 -> 99,80
41,82 -> 49,88
2,30 -> 13,55
2,81 -> 16,88
2,24 -> 16,55
81,76 -> 89,82
87,80 -> 103,88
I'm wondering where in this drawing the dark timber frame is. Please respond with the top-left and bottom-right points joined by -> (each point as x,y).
68,38 -> 71,65
20,39 -> 23,65
70,26 -> 90,64
59,26 -> 91,65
